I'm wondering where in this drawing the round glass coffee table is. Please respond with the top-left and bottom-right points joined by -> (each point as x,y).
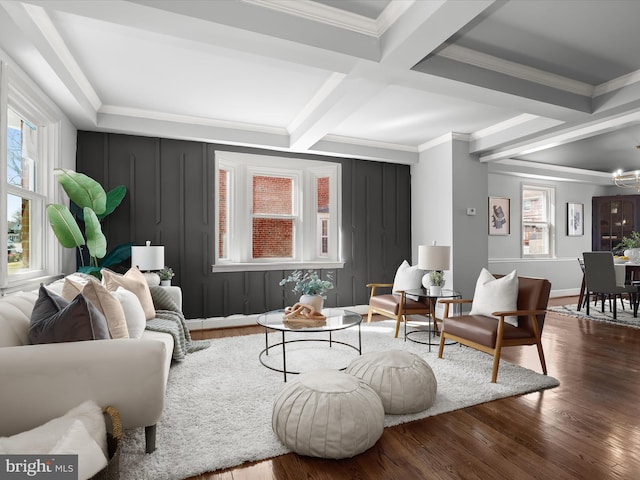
257,308 -> 362,381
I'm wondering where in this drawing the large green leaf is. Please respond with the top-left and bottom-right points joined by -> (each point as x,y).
46,204 -> 85,248
98,185 -> 127,220
99,242 -> 133,268
54,168 -> 107,215
84,207 -> 107,259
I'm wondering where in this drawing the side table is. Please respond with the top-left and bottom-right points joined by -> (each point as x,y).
403,288 -> 461,352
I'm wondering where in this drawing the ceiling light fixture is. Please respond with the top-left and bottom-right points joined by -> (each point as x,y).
612,146 -> 640,191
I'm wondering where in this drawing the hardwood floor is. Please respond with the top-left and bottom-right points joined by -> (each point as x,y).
186,297 -> 640,480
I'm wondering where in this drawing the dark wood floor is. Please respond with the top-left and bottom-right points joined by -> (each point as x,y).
187,297 -> 640,480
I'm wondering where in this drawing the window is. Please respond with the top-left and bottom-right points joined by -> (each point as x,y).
522,185 -> 554,257
2,62 -> 59,288
214,152 -> 342,271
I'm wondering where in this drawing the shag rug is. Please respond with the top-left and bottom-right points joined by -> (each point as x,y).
119,320 -> 559,480
549,300 -> 640,329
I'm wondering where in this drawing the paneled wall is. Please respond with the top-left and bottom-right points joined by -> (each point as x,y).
76,131 -> 412,319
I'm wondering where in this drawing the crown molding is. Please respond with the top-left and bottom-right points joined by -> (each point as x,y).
98,104 -> 287,135
241,0 -> 413,37
437,43 -> 594,97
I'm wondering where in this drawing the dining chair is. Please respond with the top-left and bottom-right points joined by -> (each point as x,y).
583,252 -> 639,319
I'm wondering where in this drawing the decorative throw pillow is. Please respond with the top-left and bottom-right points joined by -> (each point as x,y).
62,278 -> 129,339
469,268 -> 519,326
28,285 -> 110,344
112,287 -> 147,339
101,267 -> 155,320
50,419 -> 108,479
0,400 -> 107,457
392,260 -> 424,300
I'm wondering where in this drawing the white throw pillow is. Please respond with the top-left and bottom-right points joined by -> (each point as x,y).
112,287 -> 147,339
50,419 -> 108,480
469,268 -> 519,326
0,400 -> 107,457
101,267 -> 155,320
392,260 -> 424,301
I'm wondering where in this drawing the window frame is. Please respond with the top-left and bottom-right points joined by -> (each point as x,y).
1,60 -> 61,289
213,151 -> 343,272
521,184 -> 555,258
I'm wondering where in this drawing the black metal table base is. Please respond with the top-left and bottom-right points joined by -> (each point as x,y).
260,326 -> 362,382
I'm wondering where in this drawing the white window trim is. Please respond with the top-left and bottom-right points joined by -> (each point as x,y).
1,59 -> 62,290
521,183 -> 555,259
213,151 -> 344,272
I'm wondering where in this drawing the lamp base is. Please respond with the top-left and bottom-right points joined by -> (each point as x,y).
142,271 -> 160,287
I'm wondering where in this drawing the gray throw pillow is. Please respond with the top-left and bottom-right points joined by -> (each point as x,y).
28,285 -> 110,344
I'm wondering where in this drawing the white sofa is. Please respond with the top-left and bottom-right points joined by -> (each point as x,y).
0,284 -> 180,453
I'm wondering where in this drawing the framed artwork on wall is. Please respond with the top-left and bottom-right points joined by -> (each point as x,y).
489,196 -> 510,235
567,202 -> 584,236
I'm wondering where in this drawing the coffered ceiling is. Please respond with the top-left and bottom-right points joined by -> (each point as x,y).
1,0 -> 640,174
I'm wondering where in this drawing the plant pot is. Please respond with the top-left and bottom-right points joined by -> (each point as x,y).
160,279 -> 171,286
300,294 -> 323,312
429,286 -> 442,296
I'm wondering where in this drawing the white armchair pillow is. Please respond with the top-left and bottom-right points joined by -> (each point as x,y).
469,268 -> 519,326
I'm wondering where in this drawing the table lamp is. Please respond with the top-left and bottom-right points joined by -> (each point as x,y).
418,242 -> 451,295
131,240 -> 165,286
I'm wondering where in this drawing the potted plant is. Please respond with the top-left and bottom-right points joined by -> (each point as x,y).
428,270 -> 445,296
614,231 -> 640,261
279,270 -> 334,312
46,168 -> 129,277
158,266 -> 175,286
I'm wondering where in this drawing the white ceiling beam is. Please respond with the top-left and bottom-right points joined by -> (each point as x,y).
0,1 -> 99,125
480,107 -> 640,163
288,61 -> 396,151
380,0 -> 496,69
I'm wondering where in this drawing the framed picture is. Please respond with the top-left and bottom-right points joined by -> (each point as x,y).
567,202 -> 584,236
489,197 -> 510,235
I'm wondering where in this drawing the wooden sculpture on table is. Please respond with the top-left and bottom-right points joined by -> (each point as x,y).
283,303 -> 326,328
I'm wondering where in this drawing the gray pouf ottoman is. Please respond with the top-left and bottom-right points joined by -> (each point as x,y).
272,369 -> 385,459
346,350 -> 437,414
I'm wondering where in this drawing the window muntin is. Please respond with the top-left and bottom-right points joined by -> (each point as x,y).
522,186 -> 554,257
5,108 -> 45,276
215,152 -> 341,269
252,175 -> 296,259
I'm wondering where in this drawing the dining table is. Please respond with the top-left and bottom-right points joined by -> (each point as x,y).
614,261 -> 640,285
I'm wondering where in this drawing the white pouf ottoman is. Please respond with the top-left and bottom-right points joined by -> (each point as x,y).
346,350 -> 437,414
272,369 -> 385,459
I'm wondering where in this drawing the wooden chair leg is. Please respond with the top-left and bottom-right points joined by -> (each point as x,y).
367,307 -> 374,323
438,332 -> 446,358
394,314 -> 402,338
577,274 -> 586,311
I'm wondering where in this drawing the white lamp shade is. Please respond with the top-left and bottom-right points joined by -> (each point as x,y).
131,243 -> 164,271
418,245 -> 450,271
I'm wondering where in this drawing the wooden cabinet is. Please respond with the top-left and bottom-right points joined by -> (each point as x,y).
592,195 -> 640,251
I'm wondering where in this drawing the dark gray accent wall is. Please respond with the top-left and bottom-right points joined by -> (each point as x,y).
76,131 -> 412,319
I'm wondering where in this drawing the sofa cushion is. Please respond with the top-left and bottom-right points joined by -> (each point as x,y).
0,292 -> 39,347
62,278 -> 129,339
469,268 -> 519,326
112,287 -> 147,339
101,267 -> 155,320
28,285 -> 110,344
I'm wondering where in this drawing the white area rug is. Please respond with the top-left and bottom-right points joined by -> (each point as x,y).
549,301 -> 640,329
119,320 -> 559,480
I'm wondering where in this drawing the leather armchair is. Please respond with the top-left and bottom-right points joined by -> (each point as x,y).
438,276 -> 551,383
366,283 -> 430,338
